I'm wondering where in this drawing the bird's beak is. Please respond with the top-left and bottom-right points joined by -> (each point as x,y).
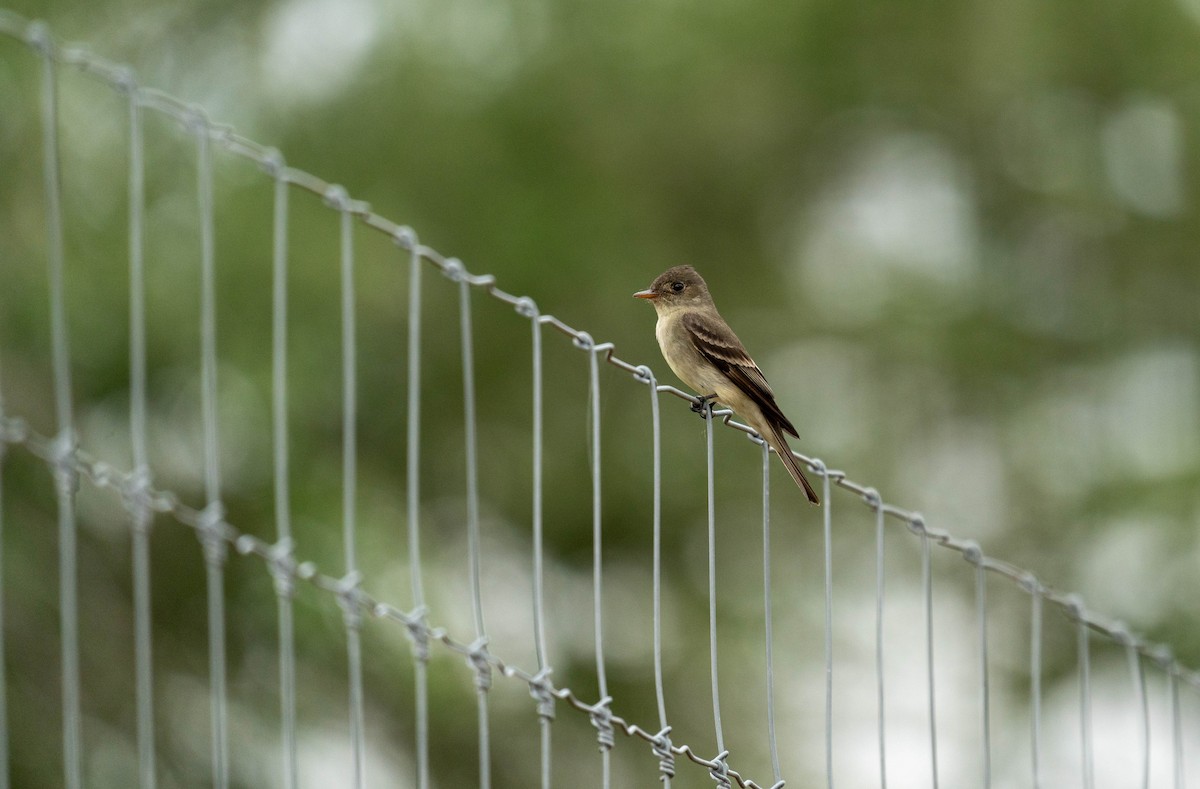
633,289 -> 657,300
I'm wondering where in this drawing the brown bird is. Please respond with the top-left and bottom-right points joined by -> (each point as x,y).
635,265 -> 820,504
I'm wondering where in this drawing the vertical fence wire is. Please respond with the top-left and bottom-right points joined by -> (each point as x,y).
704,404 -> 729,785
33,40 -> 71,460
529,312 -> 544,658
761,443 -> 781,785
338,199 -> 358,582
1170,666 -> 1184,789
644,372 -> 673,788
1029,581 -> 1043,789
971,549 -> 991,789
7,21 -> 1200,789
269,162 -> 298,789
528,305 -> 552,789
34,26 -> 83,789
125,74 -> 157,789
1076,601 -> 1094,789
455,266 -> 491,789
196,122 -> 220,513
589,346 -> 606,703
587,341 -> 612,787
183,110 -> 231,789
458,270 -> 486,640
403,231 -> 430,789
1125,635 -> 1149,789
194,110 -> 230,789
821,468 -> 834,789
921,526 -> 939,789
873,495 -> 887,789
332,193 -> 367,789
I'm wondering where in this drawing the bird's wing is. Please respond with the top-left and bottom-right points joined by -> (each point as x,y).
682,312 -> 800,438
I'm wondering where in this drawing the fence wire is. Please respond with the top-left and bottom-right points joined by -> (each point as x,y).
1,11 -> 1198,789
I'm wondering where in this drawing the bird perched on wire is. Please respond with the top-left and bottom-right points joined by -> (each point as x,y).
634,265 -> 820,504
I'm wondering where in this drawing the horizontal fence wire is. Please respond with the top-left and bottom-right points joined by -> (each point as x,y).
2,11 -> 1200,788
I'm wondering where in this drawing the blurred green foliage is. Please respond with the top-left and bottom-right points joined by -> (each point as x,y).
1,0 -> 1199,786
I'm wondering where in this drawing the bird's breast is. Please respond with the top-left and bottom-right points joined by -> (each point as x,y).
655,311 -> 724,394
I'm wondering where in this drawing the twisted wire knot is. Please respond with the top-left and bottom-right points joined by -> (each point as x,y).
267,537 -> 297,598
184,104 -> 209,137
907,514 -> 927,537
1064,593 -> 1086,623
113,65 -> 137,95
124,464 -> 154,534
962,540 -> 984,565
651,727 -> 675,781
1111,622 -> 1136,648
322,184 -> 350,211
588,696 -> 614,751
197,501 -> 228,565
336,571 -> 364,629
260,148 -> 285,179
573,331 -> 595,351
633,365 -> 655,386
50,428 -> 78,495
392,225 -> 417,250
861,486 -> 882,511
25,21 -> 53,55
442,257 -> 467,282
528,668 -> 555,720
466,637 -> 492,692
808,456 -> 827,476
707,750 -> 732,788
514,296 -> 538,319
404,606 -> 431,663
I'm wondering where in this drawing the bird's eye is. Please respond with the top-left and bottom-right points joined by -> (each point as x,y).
670,281 -> 685,293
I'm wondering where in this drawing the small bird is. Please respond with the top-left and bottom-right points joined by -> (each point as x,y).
635,265 -> 820,504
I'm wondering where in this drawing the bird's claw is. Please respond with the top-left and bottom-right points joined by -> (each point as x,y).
690,393 -> 718,415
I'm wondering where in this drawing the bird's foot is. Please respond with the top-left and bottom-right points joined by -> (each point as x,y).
690,393 -> 718,415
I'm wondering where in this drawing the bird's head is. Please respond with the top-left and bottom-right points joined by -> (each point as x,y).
633,265 -> 712,312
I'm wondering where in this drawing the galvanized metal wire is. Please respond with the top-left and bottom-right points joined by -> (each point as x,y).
267,148 -> 299,789
1,12 -> 1199,789
30,23 -> 83,789
125,65 -> 158,789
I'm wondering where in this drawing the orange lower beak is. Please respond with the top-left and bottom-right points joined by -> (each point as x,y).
633,289 -> 657,299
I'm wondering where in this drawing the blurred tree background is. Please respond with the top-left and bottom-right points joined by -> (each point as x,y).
1,0 -> 1199,787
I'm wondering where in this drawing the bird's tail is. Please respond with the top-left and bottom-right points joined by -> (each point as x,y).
764,423 -> 820,505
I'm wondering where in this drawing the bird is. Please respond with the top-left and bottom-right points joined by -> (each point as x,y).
634,265 -> 820,504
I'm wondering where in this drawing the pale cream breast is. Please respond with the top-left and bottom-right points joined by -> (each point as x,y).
654,308 -> 730,395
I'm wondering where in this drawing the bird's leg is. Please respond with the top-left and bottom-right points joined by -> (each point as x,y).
690,392 -> 718,416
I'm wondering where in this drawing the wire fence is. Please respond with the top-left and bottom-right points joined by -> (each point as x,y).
0,11 -> 1198,788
